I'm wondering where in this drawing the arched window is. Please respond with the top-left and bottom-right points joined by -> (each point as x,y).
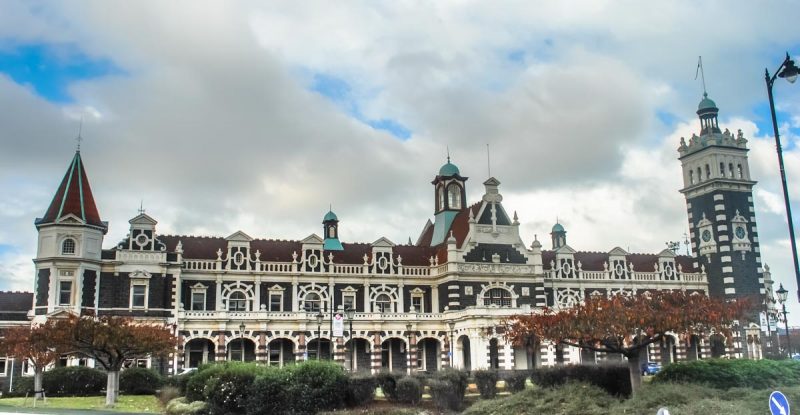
483,288 -> 512,307
737,164 -> 743,179
447,184 -> 461,209
304,292 -> 321,312
228,291 -> 247,311
61,238 -> 76,255
719,162 -> 725,178
689,170 -> 694,184
696,167 -> 702,182
438,186 -> 445,211
705,164 -> 711,179
328,226 -> 335,238
728,163 -> 734,178
375,294 -> 392,313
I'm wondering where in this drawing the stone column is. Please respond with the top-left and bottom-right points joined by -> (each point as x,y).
257,332 -> 267,362
216,330 -> 227,361
371,333 -> 382,374
297,332 -> 307,362
407,329 -> 417,374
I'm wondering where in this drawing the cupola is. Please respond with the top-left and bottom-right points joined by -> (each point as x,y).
322,209 -> 344,251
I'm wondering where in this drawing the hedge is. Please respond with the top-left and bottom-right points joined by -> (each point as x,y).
503,370 -> 529,393
396,377 -> 422,405
474,370 -> 498,399
375,371 -> 403,401
345,374 -> 377,407
429,369 -> 469,411
120,367 -> 164,395
12,366 -> 106,397
653,358 -> 800,389
530,364 -> 631,397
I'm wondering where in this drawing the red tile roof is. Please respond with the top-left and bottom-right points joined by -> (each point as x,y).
38,152 -> 105,230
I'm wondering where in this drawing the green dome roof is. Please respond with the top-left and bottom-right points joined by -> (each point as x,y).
323,210 -> 338,222
552,223 -> 565,233
439,161 -> 460,176
698,93 -> 717,111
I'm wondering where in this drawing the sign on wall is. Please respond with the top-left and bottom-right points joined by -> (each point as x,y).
333,312 -> 344,337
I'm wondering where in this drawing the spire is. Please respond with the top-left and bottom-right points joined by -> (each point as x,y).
37,151 -> 106,231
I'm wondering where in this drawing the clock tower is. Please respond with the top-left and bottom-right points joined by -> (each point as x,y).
678,93 -> 763,300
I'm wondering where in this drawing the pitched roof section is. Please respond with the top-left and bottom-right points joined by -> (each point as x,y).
38,151 -> 105,230
541,250 -> 699,273
0,291 -> 32,321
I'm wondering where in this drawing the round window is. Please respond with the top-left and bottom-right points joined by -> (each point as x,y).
135,234 -> 148,247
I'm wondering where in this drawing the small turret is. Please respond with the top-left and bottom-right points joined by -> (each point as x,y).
322,209 -> 344,251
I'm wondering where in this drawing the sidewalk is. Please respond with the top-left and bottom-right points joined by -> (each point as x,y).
0,407 -> 152,415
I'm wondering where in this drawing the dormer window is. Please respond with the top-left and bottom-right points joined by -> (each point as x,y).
61,238 -> 76,255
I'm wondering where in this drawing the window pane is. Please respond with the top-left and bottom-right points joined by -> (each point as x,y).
62,239 -> 75,255
192,292 -> 205,310
132,285 -> 146,307
59,281 -> 72,305
343,295 -> 355,310
270,294 -> 281,311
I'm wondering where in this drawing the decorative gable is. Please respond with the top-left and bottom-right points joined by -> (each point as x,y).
226,230 -> 254,242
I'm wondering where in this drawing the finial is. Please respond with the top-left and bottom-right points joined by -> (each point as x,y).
138,200 -> 145,215
695,56 -> 707,96
76,116 -> 83,152
446,145 -> 451,163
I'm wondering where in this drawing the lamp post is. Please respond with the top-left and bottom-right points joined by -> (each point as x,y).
766,53 -> 800,302
345,307 -> 355,371
316,312 -> 324,360
777,284 -> 792,358
239,322 -> 245,362
448,321 -> 455,367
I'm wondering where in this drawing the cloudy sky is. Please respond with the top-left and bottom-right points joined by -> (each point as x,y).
1,1 -> 799,317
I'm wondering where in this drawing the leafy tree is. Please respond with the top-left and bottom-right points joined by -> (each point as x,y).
0,320 -> 66,400
505,291 -> 751,395
53,315 -> 176,406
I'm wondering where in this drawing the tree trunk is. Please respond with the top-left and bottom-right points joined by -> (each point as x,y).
105,370 -> 119,406
33,368 -> 44,400
627,350 -> 643,396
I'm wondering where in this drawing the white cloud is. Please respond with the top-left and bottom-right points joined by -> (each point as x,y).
1,0 -> 800,315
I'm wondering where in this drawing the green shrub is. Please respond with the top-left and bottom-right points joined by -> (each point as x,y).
9,376 -> 33,396
167,370 -> 196,395
23,366 -> 106,397
427,369 -> 469,411
375,371 -> 403,401
202,362 -> 269,415
396,377 -> 422,405
345,374 -> 376,407
120,367 -> 164,395
503,371 -> 529,393
474,370 -> 499,399
653,358 -> 800,389
286,360 -> 348,414
185,364 -> 225,402
245,368 -> 291,415
531,364 -> 631,397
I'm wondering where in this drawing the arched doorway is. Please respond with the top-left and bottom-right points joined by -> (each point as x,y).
417,338 -> 441,372
268,338 -> 295,367
710,334 -> 726,358
185,338 -> 215,368
381,338 -> 407,372
489,338 -> 500,369
660,336 -> 677,364
514,336 -> 539,369
228,338 -> 256,362
457,335 -> 471,371
344,338 -> 371,372
687,335 -> 701,360
307,338 -> 333,360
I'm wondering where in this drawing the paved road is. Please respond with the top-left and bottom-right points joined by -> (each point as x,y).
0,409 -> 152,415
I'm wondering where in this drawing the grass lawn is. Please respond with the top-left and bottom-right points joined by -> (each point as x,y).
0,395 -> 161,413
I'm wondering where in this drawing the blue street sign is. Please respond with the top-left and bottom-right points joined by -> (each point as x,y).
770,391 -> 790,415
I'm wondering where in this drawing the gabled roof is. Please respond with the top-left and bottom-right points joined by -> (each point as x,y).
129,213 -> 158,226
37,151 -> 105,231
226,230 -> 254,242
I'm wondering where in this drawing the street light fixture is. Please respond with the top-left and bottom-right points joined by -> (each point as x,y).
239,322 -> 245,362
316,312 -> 325,360
766,53 -> 800,302
777,283 -> 791,358
345,307 -> 355,371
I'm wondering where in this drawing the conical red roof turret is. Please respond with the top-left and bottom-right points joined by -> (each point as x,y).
37,151 -> 106,232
